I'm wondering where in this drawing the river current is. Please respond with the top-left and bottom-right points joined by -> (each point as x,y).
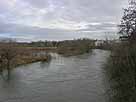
0,49 -> 109,102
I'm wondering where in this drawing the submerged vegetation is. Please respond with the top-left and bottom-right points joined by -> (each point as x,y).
0,42 -> 51,80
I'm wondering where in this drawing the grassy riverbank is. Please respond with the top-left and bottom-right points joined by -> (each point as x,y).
0,44 -> 52,80
57,46 -> 91,56
0,45 -> 51,77
16,54 -> 51,67
57,39 -> 95,56
104,42 -> 136,102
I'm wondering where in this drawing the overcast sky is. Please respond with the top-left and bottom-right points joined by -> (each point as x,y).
0,0 -> 128,41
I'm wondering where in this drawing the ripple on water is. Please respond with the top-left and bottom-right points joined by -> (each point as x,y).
0,49 -> 109,102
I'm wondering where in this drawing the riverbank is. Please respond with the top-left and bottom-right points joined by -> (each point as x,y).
56,39 -> 94,56
104,42 -> 136,102
16,54 -> 51,67
57,47 -> 91,56
0,45 -> 52,72
15,47 -> 52,67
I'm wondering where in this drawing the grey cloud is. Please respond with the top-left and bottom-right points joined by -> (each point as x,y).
22,0 -> 50,8
78,22 -> 117,32
0,21 -> 80,41
22,0 -> 128,22
0,0 -> 128,41
0,21 -> 117,41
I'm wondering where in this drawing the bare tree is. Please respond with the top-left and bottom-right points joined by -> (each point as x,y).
0,42 -> 18,80
119,0 -> 136,42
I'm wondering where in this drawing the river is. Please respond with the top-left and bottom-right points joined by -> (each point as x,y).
0,49 -> 109,102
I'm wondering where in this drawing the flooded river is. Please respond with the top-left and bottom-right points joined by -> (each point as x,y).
0,49 -> 109,102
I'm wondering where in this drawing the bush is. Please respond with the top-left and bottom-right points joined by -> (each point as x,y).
104,43 -> 136,102
57,38 -> 94,56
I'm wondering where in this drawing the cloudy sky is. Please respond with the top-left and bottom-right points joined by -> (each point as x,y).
0,0 -> 128,41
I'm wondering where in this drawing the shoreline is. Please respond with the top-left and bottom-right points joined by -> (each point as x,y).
15,54 -> 51,67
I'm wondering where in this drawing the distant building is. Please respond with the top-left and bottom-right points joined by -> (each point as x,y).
95,40 -> 105,47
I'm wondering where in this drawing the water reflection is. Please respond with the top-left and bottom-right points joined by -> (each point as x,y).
0,49 -> 109,102
40,61 -> 51,69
